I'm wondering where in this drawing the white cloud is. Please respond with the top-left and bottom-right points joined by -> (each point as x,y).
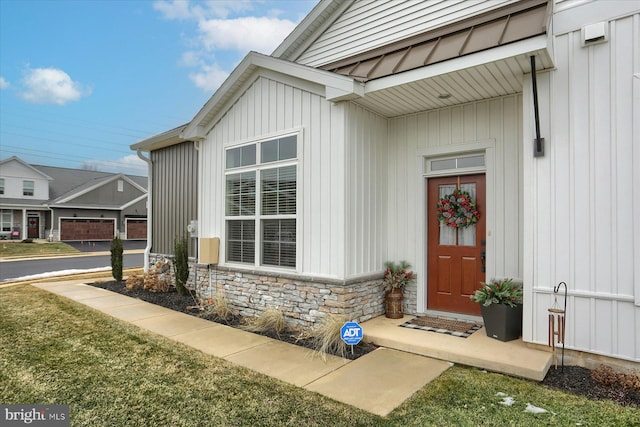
81,154 -> 148,176
0,77 -> 9,89
20,67 -> 91,105
189,63 -> 229,92
153,0 -> 194,20
154,0 -> 253,20
198,16 -> 296,53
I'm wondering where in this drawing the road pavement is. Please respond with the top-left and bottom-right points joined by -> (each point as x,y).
0,245 -> 145,282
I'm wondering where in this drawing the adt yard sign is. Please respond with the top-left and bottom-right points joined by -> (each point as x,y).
340,321 -> 363,345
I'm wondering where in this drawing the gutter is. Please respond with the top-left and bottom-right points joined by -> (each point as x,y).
137,149 -> 151,273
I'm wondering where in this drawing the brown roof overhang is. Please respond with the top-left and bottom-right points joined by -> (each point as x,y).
322,0 -> 549,82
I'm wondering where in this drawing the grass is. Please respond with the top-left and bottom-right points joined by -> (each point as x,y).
1,285 -> 638,427
0,241 -> 79,258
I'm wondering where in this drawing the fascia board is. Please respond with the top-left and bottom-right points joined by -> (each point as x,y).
130,124 -> 188,152
182,52 -> 359,140
120,193 -> 147,210
365,35 -> 550,94
49,204 -> 122,211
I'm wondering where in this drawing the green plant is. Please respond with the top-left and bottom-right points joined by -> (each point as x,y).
242,307 -> 286,336
382,261 -> 415,292
110,236 -> 123,282
21,238 -> 34,243
470,278 -> 522,308
300,314 -> 349,360
173,235 -> 189,295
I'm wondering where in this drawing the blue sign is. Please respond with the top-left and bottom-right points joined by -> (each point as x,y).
340,321 -> 363,345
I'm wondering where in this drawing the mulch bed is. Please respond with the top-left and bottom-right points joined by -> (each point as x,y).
89,280 -> 639,406
89,280 -> 376,360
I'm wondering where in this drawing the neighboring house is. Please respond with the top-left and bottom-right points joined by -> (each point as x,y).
0,156 -> 148,241
133,0 -> 640,367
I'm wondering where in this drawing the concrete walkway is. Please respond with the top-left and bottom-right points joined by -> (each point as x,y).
31,280 -> 451,417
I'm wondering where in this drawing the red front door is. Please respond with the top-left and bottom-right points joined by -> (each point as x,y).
427,174 -> 486,315
27,217 -> 39,239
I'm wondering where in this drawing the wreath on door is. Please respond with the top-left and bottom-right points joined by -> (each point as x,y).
436,189 -> 480,228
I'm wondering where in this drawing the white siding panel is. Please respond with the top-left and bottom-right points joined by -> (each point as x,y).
297,0 -> 517,67
525,10 -> 640,361
201,76 -> 346,278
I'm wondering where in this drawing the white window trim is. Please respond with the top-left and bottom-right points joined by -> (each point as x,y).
223,130 -> 302,272
1,209 -> 12,232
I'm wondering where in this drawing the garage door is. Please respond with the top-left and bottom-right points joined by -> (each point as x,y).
60,218 -> 115,241
126,219 -> 147,240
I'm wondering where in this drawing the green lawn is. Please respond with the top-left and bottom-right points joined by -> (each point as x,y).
1,285 -> 637,426
0,241 -> 79,258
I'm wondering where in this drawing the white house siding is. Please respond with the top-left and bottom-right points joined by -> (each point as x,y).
296,0 -> 517,67
385,95 -> 523,312
523,8 -> 640,361
344,103 -> 389,278
200,74 -> 347,279
1,161 -> 49,200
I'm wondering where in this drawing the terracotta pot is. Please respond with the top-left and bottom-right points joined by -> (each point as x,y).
385,287 -> 404,319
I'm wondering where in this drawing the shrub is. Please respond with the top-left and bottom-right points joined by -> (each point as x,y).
21,238 -> 34,243
125,274 -> 144,290
592,365 -> 640,393
300,314 -> 349,360
242,307 -> 286,336
173,235 -> 189,295
110,236 -> 123,282
208,293 -> 234,320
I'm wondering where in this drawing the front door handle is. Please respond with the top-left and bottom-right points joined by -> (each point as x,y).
480,250 -> 486,273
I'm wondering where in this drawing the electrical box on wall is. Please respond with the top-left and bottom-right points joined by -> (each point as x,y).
199,237 -> 219,265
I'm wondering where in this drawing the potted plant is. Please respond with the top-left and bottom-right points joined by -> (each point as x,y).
382,261 -> 415,319
470,278 -> 523,341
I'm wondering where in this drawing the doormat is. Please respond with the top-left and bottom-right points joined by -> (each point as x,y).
400,316 -> 482,338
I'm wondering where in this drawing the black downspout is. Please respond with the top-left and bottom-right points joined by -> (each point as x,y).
531,55 -> 544,157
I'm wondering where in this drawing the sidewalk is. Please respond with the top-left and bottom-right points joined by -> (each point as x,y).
32,280 -> 452,417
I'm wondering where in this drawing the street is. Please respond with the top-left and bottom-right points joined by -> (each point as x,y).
0,252 -> 144,282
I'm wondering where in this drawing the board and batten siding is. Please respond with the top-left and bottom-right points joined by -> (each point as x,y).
151,142 -> 198,255
200,75 -> 348,279
523,11 -> 640,361
384,95 -> 523,312
296,0 -> 516,67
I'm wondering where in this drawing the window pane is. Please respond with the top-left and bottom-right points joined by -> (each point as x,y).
278,136 -> 297,160
226,148 -> 240,168
261,139 -> 278,163
227,220 -> 255,263
226,172 -> 255,216
262,219 -> 296,267
431,159 -> 457,171
457,155 -> 484,168
262,166 -> 296,215
23,180 -> 34,196
241,145 -> 256,166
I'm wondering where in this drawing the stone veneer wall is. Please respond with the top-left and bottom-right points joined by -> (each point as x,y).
149,254 -> 417,328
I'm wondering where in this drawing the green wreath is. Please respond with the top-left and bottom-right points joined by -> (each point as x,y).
436,189 -> 480,228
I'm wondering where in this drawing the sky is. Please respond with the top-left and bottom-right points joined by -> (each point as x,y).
0,0 -> 318,176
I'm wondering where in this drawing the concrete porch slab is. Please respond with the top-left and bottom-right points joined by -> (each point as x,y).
305,348 -> 452,417
362,315 -> 552,381
225,340 -> 350,387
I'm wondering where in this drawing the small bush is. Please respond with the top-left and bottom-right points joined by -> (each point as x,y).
110,236 -> 123,282
206,293 -> 234,320
125,272 -> 171,293
21,238 -> 34,243
242,307 -> 286,336
592,365 -> 640,393
300,314 -> 349,360
125,274 -> 144,290
173,235 -> 189,295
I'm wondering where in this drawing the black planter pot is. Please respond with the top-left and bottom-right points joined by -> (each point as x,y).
480,303 -> 523,342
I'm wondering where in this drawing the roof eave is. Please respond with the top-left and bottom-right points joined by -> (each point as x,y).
130,124 -> 189,152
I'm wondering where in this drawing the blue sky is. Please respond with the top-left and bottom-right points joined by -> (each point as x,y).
0,0 -> 317,176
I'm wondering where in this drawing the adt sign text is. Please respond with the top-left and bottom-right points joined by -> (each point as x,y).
340,321 -> 363,345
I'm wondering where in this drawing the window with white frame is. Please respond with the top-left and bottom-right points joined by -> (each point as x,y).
0,178 -> 4,195
23,180 -> 34,196
1,210 -> 12,232
225,134 -> 297,268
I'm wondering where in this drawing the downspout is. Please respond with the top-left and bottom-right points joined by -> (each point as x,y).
530,55 -> 545,157
45,204 -> 54,241
137,149 -> 151,273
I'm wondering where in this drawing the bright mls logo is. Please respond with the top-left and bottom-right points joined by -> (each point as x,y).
340,321 -> 363,345
1,405 -> 68,426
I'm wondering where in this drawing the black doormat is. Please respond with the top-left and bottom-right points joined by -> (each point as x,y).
400,316 -> 482,338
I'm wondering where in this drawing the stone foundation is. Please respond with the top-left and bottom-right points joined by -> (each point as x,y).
149,254 -> 417,329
